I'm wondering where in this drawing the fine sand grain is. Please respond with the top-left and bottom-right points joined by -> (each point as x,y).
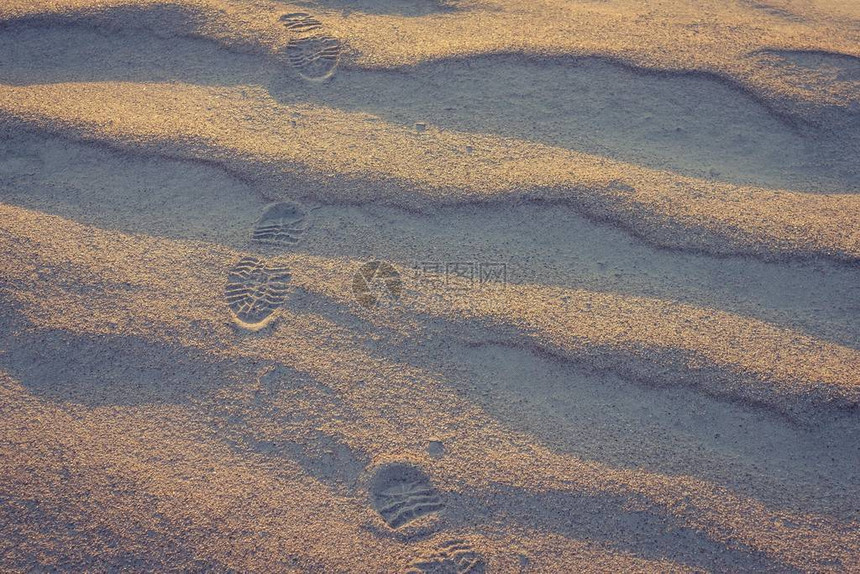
1,0 -> 858,572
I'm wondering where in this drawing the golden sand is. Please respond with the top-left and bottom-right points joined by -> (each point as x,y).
1,1 -> 858,571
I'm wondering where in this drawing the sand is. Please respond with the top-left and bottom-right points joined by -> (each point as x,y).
0,0 -> 858,572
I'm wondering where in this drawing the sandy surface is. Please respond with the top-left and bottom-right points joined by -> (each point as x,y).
0,0 -> 858,572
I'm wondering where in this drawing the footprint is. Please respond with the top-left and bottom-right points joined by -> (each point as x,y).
280,12 -> 324,33
286,36 -> 342,81
758,50 -> 860,83
281,12 -> 342,80
250,201 -> 309,247
224,256 -> 292,329
369,462 -> 444,529
740,0 -> 804,23
407,539 -> 486,574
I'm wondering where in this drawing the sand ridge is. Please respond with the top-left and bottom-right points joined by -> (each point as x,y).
2,204 -> 859,570
3,204 -> 858,416
0,82 -> 857,260
1,0 -> 858,571
1,0 -> 858,115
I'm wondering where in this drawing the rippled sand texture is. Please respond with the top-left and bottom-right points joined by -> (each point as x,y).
1,0 -> 858,572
